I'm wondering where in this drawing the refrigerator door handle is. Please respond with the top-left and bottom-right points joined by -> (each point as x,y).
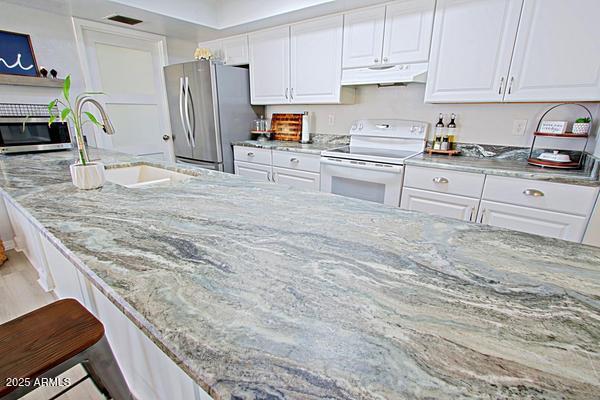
179,77 -> 191,147
185,78 -> 196,148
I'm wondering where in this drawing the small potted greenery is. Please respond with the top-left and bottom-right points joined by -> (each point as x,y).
49,75 -> 111,189
572,117 -> 591,135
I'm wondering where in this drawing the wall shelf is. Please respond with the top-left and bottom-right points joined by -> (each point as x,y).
0,74 -> 64,88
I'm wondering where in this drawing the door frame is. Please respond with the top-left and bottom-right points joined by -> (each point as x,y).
71,17 -> 174,160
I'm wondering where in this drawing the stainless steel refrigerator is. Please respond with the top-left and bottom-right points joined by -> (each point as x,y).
163,60 -> 262,172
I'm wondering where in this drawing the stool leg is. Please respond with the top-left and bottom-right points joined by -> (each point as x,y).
82,336 -> 134,400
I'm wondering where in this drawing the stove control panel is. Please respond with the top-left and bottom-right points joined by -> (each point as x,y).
350,119 -> 428,139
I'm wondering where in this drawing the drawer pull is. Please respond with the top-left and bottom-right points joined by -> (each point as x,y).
432,177 -> 449,184
247,152 -> 255,157
290,157 -> 299,163
523,189 -> 544,197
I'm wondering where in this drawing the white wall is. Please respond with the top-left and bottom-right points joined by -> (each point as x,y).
267,84 -> 600,149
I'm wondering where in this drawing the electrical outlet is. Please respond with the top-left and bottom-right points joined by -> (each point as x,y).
328,114 -> 335,126
513,119 -> 528,136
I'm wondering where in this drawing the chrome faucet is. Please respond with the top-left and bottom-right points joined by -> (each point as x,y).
75,97 -> 115,135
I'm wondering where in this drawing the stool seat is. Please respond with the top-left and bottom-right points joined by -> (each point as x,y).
0,299 -> 129,399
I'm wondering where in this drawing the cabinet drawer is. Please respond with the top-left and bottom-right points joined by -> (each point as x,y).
482,176 -> 598,216
272,150 -> 320,173
233,146 -> 271,165
404,166 -> 484,198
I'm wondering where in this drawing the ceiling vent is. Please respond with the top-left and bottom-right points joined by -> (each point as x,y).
106,15 -> 143,25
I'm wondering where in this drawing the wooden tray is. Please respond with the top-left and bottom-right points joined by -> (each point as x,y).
534,132 -> 588,138
271,113 -> 303,141
426,148 -> 460,156
527,157 -> 581,169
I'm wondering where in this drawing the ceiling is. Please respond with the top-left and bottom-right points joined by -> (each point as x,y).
3,0 -> 390,41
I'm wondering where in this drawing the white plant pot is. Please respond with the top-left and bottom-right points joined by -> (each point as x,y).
70,162 -> 106,190
572,122 -> 590,134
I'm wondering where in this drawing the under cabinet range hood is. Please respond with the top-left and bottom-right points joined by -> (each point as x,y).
341,63 -> 428,86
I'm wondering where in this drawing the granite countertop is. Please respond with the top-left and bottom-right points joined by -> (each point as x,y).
232,138 -> 347,155
1,148 -> 599,399
406,153 -> 600,186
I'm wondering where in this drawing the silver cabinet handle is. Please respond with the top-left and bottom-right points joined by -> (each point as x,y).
523,189 -> 544,197
508,76 -> 514,94
432,177 -> 449,184
383,57 -> 388,62
479,209 -> 486,223
178,77 -> 190,147
375,124 -> 390,129
272,172 -> 277,181
469,207 -> 475,222
267,171 -> 271,181
498,77 -> 505,94
374,58 -> 379,63
285,88 -> 289,99
247,152 -> 255,157
290,88 -> 294,99
290,157 -> 299,163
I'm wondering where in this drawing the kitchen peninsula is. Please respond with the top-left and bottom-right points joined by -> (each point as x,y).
1,148 -> 599,399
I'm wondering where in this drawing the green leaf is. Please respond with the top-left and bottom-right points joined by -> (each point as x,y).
83,111 -> 101,126
60,108 -> 71,121
48,99 -> 57,113
63,75 -> 71,100
48,115 -> 57,126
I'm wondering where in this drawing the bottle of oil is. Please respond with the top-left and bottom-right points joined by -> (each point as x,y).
447,113 -> 457,150
433,113 -> 445,150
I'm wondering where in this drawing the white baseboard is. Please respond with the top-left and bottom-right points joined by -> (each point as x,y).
2,239 -> 15,251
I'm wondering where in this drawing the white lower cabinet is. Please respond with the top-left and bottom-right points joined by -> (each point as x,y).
401,188 -> 479,222
477,200 -> 588,242
273,167 -> 320,191
234,160 -> 272,182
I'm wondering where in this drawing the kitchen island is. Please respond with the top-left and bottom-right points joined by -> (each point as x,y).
1,148 -> 599,399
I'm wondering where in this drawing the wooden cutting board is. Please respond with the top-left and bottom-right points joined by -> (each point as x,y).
271,113 -> 303,141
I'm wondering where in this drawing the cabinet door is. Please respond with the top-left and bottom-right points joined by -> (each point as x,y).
504,0 -> 600,102
249,26 -> 290,104
273,167 -> 320,191
478,200 -> 588,242
424,0 -> 523,103
342,6 -> 385,68
400,188 -> 479,221
382,0 -> 435,65
234,161 -> 272,182
290,15 -> 343,103
222,35 -> 249,66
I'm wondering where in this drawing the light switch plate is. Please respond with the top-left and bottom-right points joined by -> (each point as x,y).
513,119 -> 528,136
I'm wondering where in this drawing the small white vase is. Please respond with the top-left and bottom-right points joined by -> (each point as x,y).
572,122 -> 590,135
70,162 -> 106,190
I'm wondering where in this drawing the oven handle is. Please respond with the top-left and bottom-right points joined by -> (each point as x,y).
320,158 -> 403,173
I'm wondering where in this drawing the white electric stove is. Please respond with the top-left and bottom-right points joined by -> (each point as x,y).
320,119 -> 428,206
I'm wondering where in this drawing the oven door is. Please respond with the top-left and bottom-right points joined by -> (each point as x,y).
320,157 -> 404,206
0,119 -> 71,153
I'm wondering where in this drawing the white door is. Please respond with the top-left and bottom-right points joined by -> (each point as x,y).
273,167 -> 320,191
234,161 -> 272,182
424,0 -> 523,103
478,200 -> 588,242
382,0 -> 435,65
342,6 -> 386,68
290,15 -> 343,103
222,35 -> 249,66
249,26 -> 290,104
78,26 -> 171,158
504,0 -> 600,102
400,188 -> 479,221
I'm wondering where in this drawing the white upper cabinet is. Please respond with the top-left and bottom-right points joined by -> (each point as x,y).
222,35 -> 249,66
342,6 -> 386,68
197,39 -> 223,60
249,26 -> 290,104
382,0 -> 435,65
425,0 -> 523,103
504,0 -> 600,102
290,15 -> 347,104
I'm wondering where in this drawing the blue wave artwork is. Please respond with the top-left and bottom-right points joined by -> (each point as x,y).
0,31 -> 38,76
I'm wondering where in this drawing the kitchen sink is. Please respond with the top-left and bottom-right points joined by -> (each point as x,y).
105,164 -> 192,188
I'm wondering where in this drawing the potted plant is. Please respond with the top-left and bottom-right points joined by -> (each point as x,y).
572,117 -> 591,135
48,75 -> 108,189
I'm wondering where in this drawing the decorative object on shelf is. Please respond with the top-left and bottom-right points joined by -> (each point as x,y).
538,120 -> 568,134
0,30 -> 39,77
50,69 -> 58,79
0,240 -> 6,266
271,113 -> 303,141
527,103 -> 592,169
194,47 -> 212,60
48,74 -> 115,189
39,67 -> 48,77
572,117 -> 591,134
251,114 -> 272,142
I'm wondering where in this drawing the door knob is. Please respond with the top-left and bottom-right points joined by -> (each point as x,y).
162,134 -> 170,141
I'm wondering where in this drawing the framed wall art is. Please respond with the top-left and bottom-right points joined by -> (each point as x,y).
0,30 -> 39,77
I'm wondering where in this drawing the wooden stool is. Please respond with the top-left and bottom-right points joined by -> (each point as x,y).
0,299 -> 134,400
